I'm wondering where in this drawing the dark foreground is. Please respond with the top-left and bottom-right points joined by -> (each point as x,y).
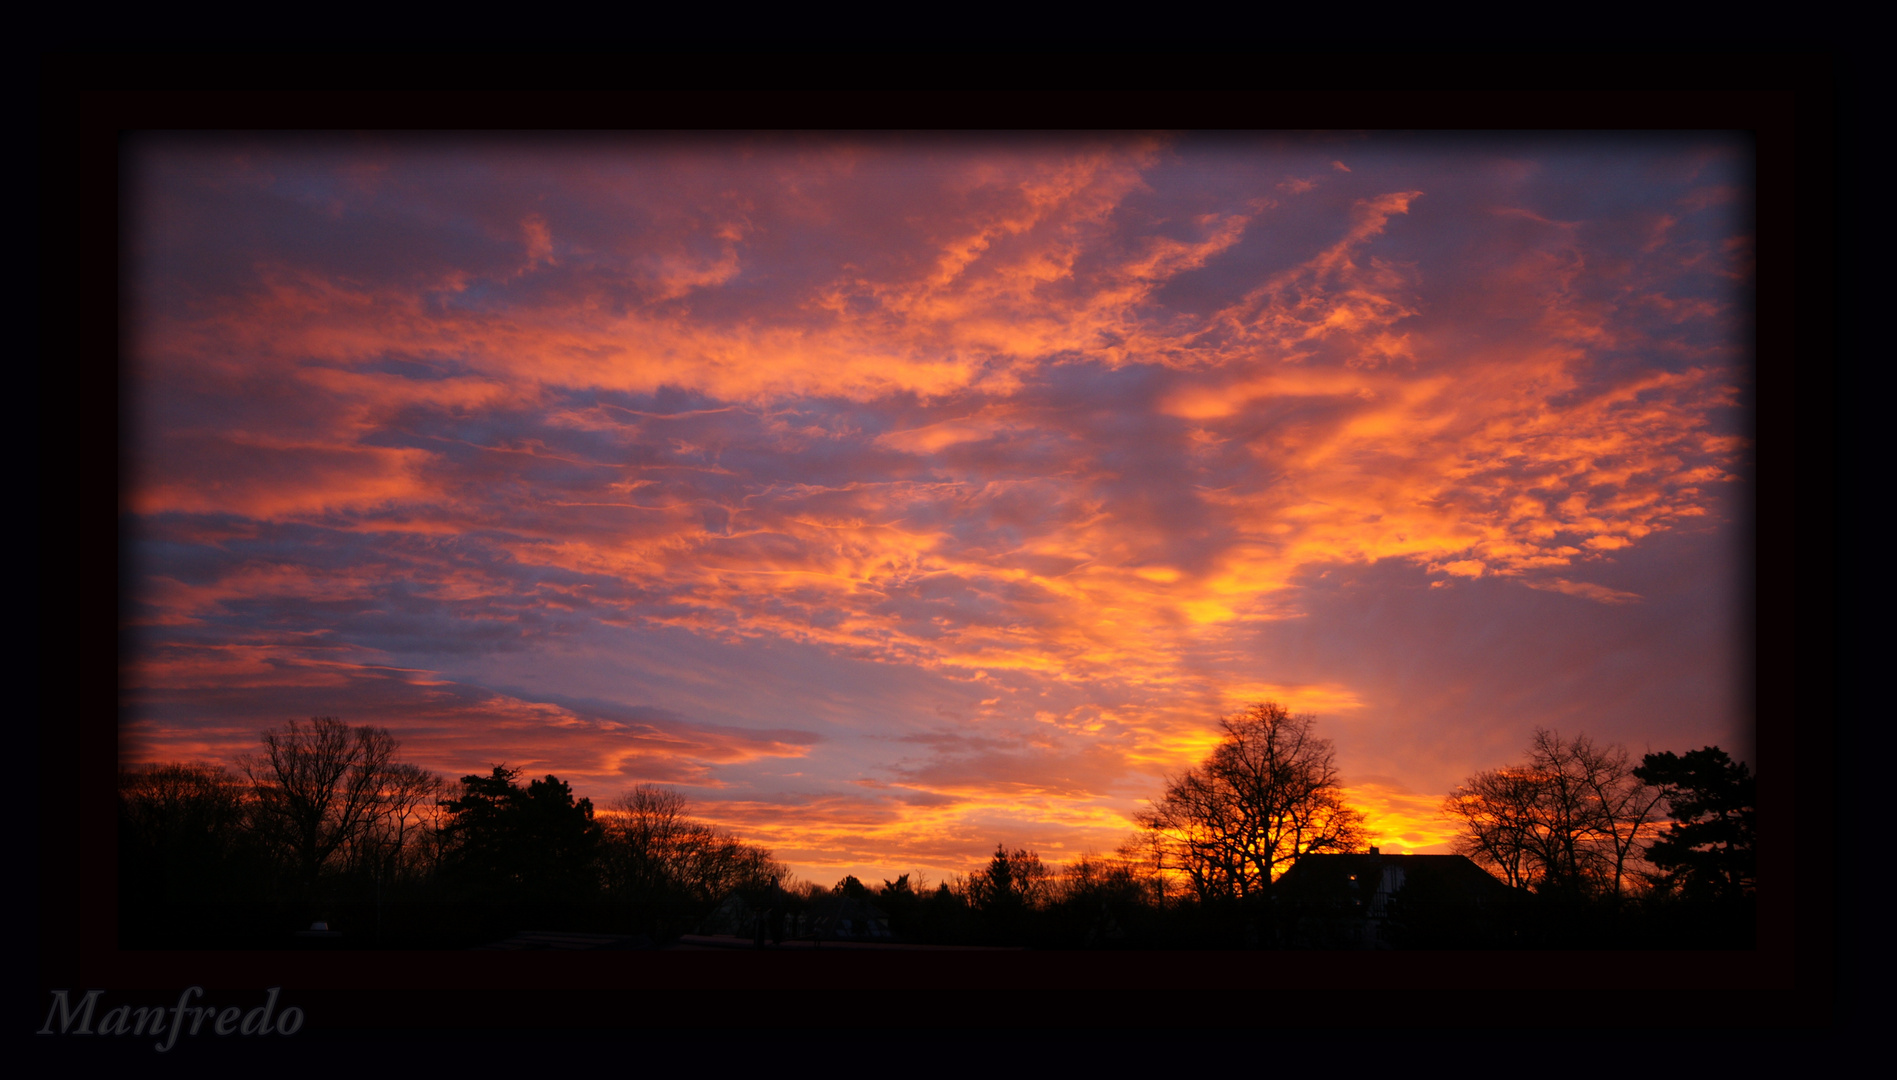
121,894 -> 1755,952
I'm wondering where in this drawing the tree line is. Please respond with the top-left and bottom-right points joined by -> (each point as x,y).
119,717 -> 786,947
1444,730 -> 1755,905
120,708 -> 1755,949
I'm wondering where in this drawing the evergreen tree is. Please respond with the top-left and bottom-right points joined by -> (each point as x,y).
439,766 -> 603,902
1633,747 -> 1755,902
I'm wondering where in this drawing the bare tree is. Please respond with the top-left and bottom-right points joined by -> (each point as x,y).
601,785 -> 693,900
1566,734 -> 1667,899
342,761 -> 445,884
1443,765 -> 1542,890
118,762 -> 259,900
240,717 -> 400,888
119,762 -> 250,843
1059,849 -> 1153,911
1445,729 -> 1664,899
600,784 -> 786,904
1137,703 -> 1367,903
1113,831 -> 1174,909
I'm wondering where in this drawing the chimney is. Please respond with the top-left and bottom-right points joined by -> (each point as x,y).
1369,846 -> 1380,856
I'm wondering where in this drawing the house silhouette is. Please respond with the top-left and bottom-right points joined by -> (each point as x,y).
1273,848 -> 1520,949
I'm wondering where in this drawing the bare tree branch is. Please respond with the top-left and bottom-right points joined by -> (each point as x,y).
1139,703 -> 1367,903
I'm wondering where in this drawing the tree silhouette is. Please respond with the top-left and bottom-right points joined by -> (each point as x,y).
879,873 -> 919,901
1633,746 -> 1755,902
1137,703 -> 1367,903
439,766 -> 603,902
599,784 -> 784,905
1061,851 -> 1147,907
240,717 -> 401,890
119,762 -> 268,902
966,845 -> 1053,913
1445,729 -> 1665,899
600,784 -> 691,902
1441,765 -> 1541,890
340,760 -> 444,887
1056,851 -> 1149,946
961,845 -> 1052,944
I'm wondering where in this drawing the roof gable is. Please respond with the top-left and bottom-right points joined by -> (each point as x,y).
1275,853 -> 1519,906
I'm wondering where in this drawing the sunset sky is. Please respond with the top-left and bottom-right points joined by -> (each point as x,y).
121,133 -> 1752,885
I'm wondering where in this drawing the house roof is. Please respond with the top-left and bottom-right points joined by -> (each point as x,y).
1274,853 -> 1519,908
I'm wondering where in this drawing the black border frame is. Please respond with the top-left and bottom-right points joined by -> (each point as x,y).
43,52 -> 1843,1044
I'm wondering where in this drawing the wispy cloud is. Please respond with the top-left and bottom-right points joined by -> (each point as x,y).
1522,577 -> 1644,604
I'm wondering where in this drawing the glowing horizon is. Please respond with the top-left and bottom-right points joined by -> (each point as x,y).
121,133 -> 1751,886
